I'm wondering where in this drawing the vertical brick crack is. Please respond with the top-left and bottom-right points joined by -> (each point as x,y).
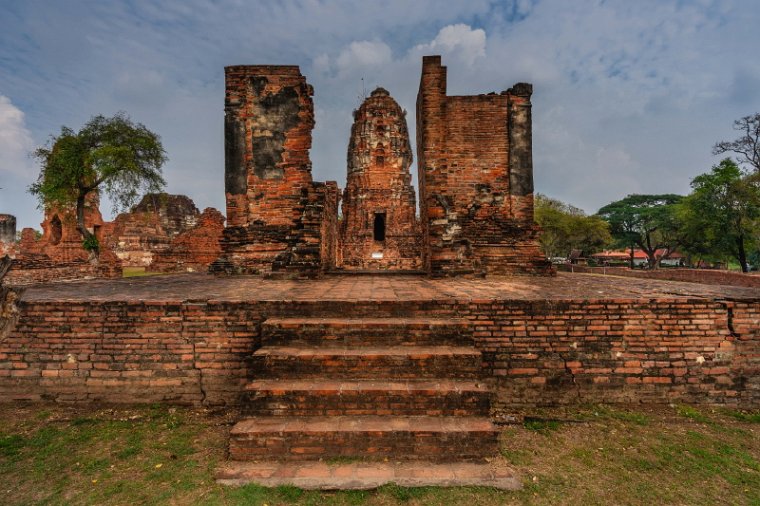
192,338 -> 207,405
721,301 -> 741,338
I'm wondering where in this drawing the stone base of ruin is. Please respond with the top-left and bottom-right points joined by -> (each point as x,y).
2,272 -> 758,489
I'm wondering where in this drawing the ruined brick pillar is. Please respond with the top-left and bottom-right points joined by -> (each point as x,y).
416,56 -> 552,276
212,65 -> 337,276
340,88 -> 421,270
0,215 -> 16,245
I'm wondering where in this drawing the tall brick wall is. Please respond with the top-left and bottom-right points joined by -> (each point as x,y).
416,55 -> 551,276
340,88 -> 421,270
222,66 -> 315,227
1,296 -> 757,408
212,65 -> 337,276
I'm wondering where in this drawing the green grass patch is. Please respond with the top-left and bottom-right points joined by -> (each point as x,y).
500,447 -> 533,466
2,404 -> 760,505
524,418 -> 561,432
0,434 -> 24,458
594,405 -> 651,426
724,409 -> 760,424
675,404 -> 711,423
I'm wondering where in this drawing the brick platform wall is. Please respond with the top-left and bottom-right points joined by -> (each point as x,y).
560,265 -> 760,288
1,296 -> 757,408
0,299 -> 262,405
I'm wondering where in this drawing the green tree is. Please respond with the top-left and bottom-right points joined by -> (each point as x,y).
597,194 -> 683,269
30,113 -> 167,253
535,194 -> 611,259
678,159 -> 760,272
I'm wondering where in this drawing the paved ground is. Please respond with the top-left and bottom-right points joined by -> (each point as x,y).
215,460 -> 520,490
18,272 -> 760,302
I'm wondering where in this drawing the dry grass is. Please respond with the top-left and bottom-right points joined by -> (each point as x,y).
1,403 -> 759,505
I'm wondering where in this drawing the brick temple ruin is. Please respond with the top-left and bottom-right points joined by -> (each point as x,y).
211,56 -> 552,277
340,87 -> 421,270
1,55 -> 758,489
0,193 -> 224,285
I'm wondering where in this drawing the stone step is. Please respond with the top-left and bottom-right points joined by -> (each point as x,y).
251,345 -> 482,379
216,460 -> 520,490
261,317 -> 472,346
241,379 -> 491,417
228,416 -> 499,462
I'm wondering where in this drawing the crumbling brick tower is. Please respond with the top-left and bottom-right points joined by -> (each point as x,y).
416,56 -> 552,276
340,87 -> 421,270
211,65 -> 339,276
0,214 -> 16,257
0,215 -> 16,245
37,193 -> 108,262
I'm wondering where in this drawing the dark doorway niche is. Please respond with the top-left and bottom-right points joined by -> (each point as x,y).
50,215 -> 62,245
373,212 -> 386,242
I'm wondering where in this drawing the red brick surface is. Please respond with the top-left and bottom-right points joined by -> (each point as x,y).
416,56 -> 551,276
1,273 -> 758,408
229,313 -> 498,462
561,265 -> 760,288
212,65 -> 337,276
150,208 -> 225,272
104,193 -> 203,268
340,88 -> 421,270
4,194 -> 122,284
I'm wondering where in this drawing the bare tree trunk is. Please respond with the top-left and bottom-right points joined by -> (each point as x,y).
629,241 -> 635,269
737,234 -> 749,273
75,191 -> 98,256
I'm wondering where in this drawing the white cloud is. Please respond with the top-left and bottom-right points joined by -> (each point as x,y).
336,41 -> 393,75
411,24 -> 486,65
313,54 -> 331,76
0,95 -> 34,179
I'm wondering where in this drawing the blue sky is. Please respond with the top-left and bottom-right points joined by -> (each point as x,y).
1,0 -> 759,230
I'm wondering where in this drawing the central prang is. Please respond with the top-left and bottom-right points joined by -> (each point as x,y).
339,87 -> 421,270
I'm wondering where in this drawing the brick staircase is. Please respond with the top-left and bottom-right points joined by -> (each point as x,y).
227,316 -> 500,464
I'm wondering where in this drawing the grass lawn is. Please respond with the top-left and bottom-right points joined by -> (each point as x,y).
1,403 -> 759,505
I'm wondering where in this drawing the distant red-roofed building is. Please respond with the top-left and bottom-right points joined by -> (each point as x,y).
592,248 -> 685,267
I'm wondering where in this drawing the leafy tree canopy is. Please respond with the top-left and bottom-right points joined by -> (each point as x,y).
535,194 -> 611,259
29,113 -> 167,252
678,158 -> 760,272
597,193 -> 683,268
